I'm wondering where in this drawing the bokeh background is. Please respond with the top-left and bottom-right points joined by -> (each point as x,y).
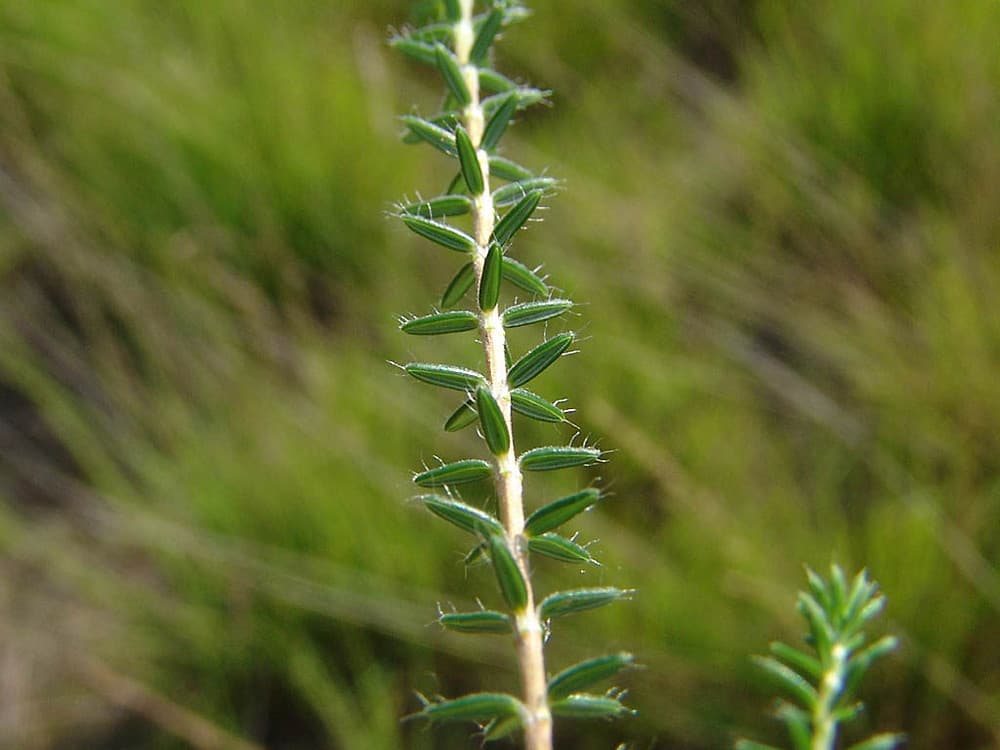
1,0 -> 999,748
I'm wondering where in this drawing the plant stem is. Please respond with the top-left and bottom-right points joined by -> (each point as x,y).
455,2 -> 552,747
812,642 -> 846,750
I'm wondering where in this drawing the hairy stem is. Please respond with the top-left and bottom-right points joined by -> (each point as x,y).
812,643 -> 846,750
455,2 -> 552,747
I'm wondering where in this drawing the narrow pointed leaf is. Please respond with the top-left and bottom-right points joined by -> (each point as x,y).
520,445 -> 601,472
797,592 -> 834,657
507,332 -> 573,388
483,87 -> 550,118
774,702 -> 812,750
434,43 -> 471,106
493,190 -> 542,246
401,215 -> 475,252
414,459 -> 492,488
845,734 -> 906,750
493,177 -> 559,207
455,126 -> 484,195
503,298 -> 573,328
476,386 -> 510,455
470,8 -> 504,64
751,656 -> 818,710
401,194 -> 472,218
479,243 -> 503,311
769,641 -> 821,680
489,535 -> 528,611
525,488 -> 601,536
390,37 -> 437,66
439,610 -> 512,634
528,532 -> 596,565
481,92 -> 518,151
549,694 -> 634,719
405,22 -> 452,44
479,68 -> 517,93
401,310 -> 478,335
441,262 -> 476,308
510,388 -> 566,423
402,112 -> 459,143
538,587 -> 633,621
489,155 -> 533,182
844,636 -> 898,695
420,495 -> 503,536
400,115 -> 456,155
547,653 -> 635,700
404,363 -> 484,392
444,399 -> 478,431
501,257 -> 548,296
416,692 -> 523,724
443,0 -> 460,21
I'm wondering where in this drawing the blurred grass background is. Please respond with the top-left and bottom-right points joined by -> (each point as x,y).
1,0 -> 998,747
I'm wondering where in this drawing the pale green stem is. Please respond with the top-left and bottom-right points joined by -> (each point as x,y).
812,642 -> 847,750
454,2 -> 552,748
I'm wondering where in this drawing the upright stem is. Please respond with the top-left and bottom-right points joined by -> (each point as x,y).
812,643 -> 846,750
454,2 -> 552,748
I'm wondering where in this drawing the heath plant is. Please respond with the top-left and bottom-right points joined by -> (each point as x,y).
391,1 -> 633,748
738,566 -> 903,750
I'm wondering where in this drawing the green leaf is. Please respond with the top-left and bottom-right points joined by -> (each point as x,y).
476,386 -> 510,455
528,532 -> 596,564
493,190 -> 542,246
769,641 -> 821,681
479,243 -> 503,311
401,310 -> 478,335
434,43 -> 471,106
401,194 -> 472,218
400,115 -> 456,155
774,702 -> 812,750
402,112 -> 459,143
470,8 -> 503,64
503,298 -> 573,328
547,653 -> 635,700
444,399 -> 478,431
510,388 -> 566,423
442,0 -> 460,21
441,262 -> 476,308
844,734 -> 906,750
420,495 -> 503,536
501,257 -> 548,296
843,635 -> 898,695
493,177 -> 559,207
401,215 -> 475,252
414,692 -> 524,724
750,656 -> 818,710
507,332 -> 574,388
489,535 -> 528,611
482,87 -> 550,118
390,37 -> 438,66
797,591 -> 834,658
538,587 -> 633,621
481,91 -> 518,151
439,610 -> 512,634
520,445 -> 602,472
489,155 -> 533,182
414,459 -> 492,488
405,22 -> 453,45
479,68 -> 517,93
455,126 -> 484,195
525,488 -> 601,536
549,693 -> 634,719
404,363 -> 484,392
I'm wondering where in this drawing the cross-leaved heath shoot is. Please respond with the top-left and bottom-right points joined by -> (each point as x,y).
391,2 -> 633,748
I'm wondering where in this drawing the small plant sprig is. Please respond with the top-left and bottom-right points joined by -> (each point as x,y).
391,1 -> 633,747
738,566 -> 903,750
